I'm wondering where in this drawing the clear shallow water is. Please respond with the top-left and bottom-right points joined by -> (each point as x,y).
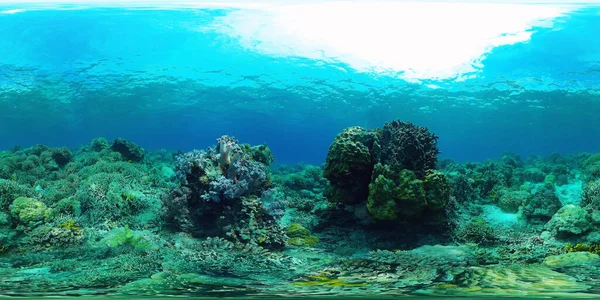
0,1 -> 599,164
2,1 -> 600,299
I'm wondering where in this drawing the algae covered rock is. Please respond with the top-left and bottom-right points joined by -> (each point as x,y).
523,167 -> 546,183
583,154 -> 600,180
367,165 -> 449,221
0,211 -> 16,247
44,147 -> 73,167
323,126 -> 380,204
546,204 -> 592,237
241,143 -> 275,166
543,252 -> 600,267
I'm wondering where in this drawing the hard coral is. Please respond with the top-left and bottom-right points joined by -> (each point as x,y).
546,204 -> 592,238
380,120 -> 439,179
423,169 -> 451,210
498,190 -> 530,213
366,164 -> 426,221
9,197 -> 52,227
323,126 -> 380,204
581,179 -> 600,214
111,138 -> 145,162
521,183 -> 562,223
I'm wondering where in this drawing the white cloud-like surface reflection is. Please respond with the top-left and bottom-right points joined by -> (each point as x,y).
212,2 -> 572,81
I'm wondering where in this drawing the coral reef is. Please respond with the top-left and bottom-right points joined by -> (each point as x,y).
2,125 -> 600,298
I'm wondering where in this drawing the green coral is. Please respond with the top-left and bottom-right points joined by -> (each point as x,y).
9,197 -> 53,227
241,144 -> 275,166
498,190 -> 529,213
367,164 -> 426,221
544,174 -> 557,185
323,126 -> 379,204
583,154 -> 600,180
25,224 -> 83,250
453,219 -> 496,244
101,226 -> 154,251
423,170 -> 450,210
546,204 -> 592,237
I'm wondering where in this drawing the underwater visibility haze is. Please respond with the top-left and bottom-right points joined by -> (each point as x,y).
2,0 -> 600,298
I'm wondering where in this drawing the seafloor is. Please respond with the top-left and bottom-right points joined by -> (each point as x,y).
2,121 -> 600,298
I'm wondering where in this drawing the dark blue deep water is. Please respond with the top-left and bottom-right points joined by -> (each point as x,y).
1,1 -> 599,164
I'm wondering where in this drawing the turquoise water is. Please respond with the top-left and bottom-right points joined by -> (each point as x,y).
2,1 -> 600,298
1,1 -> 599,163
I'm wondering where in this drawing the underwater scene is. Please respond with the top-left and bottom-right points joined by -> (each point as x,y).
2,0 -> 600,299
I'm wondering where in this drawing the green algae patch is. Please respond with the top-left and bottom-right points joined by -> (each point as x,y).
286,223 -> 319,247
293,275 -> 368,287
544,252 -> 600,267
288,236 -> 319,247
565,243 -> 600,254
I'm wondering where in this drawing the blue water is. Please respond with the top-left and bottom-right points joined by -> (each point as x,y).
1,2 -> 600,164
